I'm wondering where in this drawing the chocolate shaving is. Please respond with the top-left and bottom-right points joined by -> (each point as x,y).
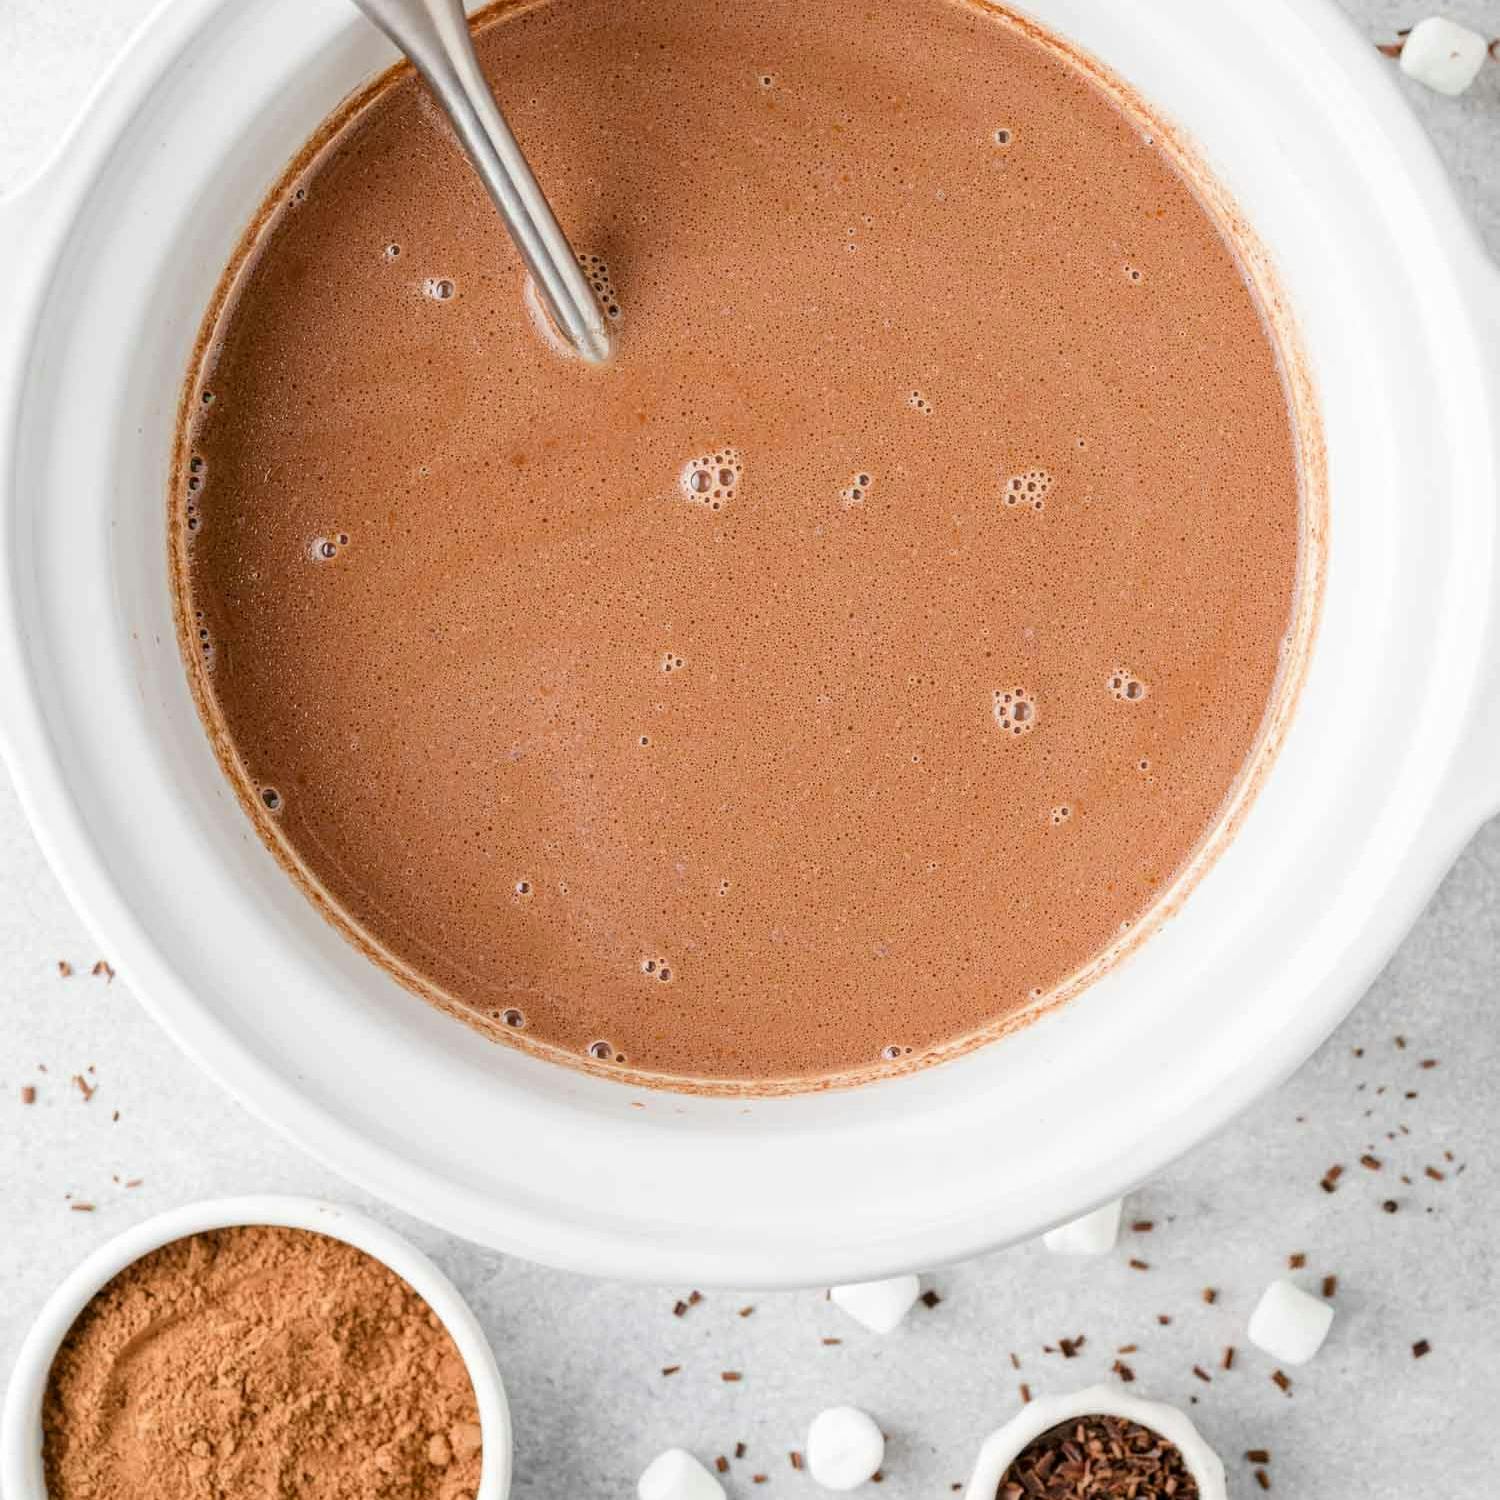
72,1074 -> 96,1103
1058,1335 -> 1085,1359
91,960 -> 115,983
996,1412 -> 1200,1499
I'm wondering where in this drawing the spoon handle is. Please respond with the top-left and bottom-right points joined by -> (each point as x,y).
350,0 -> 612,364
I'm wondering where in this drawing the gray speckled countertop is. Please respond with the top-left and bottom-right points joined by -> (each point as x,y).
3,4 -> 1498,1496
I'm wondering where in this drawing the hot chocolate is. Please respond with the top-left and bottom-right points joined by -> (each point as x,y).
173,0 -> 1313,1089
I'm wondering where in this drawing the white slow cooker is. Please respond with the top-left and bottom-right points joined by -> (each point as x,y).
1,0 -> 1496,1285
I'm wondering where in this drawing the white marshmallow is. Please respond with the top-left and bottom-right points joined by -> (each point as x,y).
830,1274 -> 921,1334
1247,1278 -> 1335,1366
638,1448 -> 726,1500
1042,1198 -> 1123,1256
806,1406 -> 886,1491
1399,17 -> 1489,96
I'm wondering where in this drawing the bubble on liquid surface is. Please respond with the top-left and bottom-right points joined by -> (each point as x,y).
514,879 -> 532,898
1108,668 -> 1149,703
993,687 -> 1037,737
423,277 -> 456,301
1004,468 -> 1053,512
1125,265 -> 1144,284
640,956 -> 673,982
660,652 -> 686,673
908,390 -> 932,414
384,243 -> 401,260
680,447 -> 743,511
1050,804 -> 1072,825
260,787 -> 282,813
588,1039 -> 614,1061
309,536 -> 341,562
993,127 -> 1013,146
839,471 -> 873,508
577,251 -> 623,322
881,1044 -> 916,1061
501,1008 -> 526,1029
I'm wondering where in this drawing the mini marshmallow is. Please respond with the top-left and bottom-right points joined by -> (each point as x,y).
1042,1198 -> 1123,1256
806,1406 -> 886,1491
1248,1278 -> 1335,1366
1399,17 -> 1489,96
830,1274 -> 921,1334
638,1448 -> 726,1500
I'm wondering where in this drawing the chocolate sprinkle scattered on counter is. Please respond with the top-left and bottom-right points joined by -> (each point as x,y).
1020,1383 -> 1033,1403
1192,1365 -> 1212,1384
21,1085 -> 35,1105
1322,1275 -> 1337,1298
790,1452 -> 803,1470
1222,1346 -> 1235,1371
1413,1339 -> 1431,1358
752,1474 -> 767,1485
716,1456 -> 729,1473
1112,1361 -> 1135,1384
69,1202 -> 95,1213
1255,1469 -> 1271,1491
995,1413 -> 1200,1500
1245,1450 -> 1270,1464
57,961 -> 73,978
1131,1220 -> 1154,1233
736,1443 -> 747,1459
1360,1154 -> 1381,1170
1270,1369 -> 1292,1395
672,1300 -> 688,1317
1287,1252 -> 1306,1269
1058,1335 -> 1085,1359
821,1337 -> 842,1346
1382,1200 -> 1399,1214
1156,1315 -> 1171,1326
661,1365 -> 680,1377
1010,1352 -> 1022,1369
688,1290 -> 703,1306
921,1289 -> 942,1308
721,1371 -> 742,1382
1420,1058 -> 1438,1069
1320,1164 -> 1343,1193
1201,1288 -> 1217,1305
1117,1344 -> 1138,1355
1425,1166 -> 1446,1182
739,1305 -> 755,1317
72,1075 -> 96,1103
91,960 -> 115,982
1128,1259 -> 1150,1272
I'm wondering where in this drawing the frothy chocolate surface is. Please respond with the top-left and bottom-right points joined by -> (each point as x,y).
175,0 -> 1307,1088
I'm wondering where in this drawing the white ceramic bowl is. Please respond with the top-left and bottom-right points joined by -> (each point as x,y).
0,0 -> 1497,1285
0,1196 -> 512,1500
964,1385 -> 1226,1500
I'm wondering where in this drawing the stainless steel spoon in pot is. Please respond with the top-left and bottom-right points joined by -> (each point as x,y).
348,0 -> 613,364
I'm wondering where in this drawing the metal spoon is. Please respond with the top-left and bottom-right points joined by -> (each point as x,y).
349,0 -> 613,364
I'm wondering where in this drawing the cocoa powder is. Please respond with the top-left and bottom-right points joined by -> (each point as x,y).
42,1225 -> 483,1500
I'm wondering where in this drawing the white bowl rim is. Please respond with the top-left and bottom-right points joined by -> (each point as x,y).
963,1383 -> 1227,1500
0,1195 -> 513,1500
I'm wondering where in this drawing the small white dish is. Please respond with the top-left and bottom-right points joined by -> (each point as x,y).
964,1384 -> 1225,1500
0,1195 -> 512,1500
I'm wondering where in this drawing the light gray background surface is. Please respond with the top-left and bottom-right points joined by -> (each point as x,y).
2,3 -> 1498,1496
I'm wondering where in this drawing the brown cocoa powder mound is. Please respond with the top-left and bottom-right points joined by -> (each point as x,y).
42,1225 -> 484,1500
